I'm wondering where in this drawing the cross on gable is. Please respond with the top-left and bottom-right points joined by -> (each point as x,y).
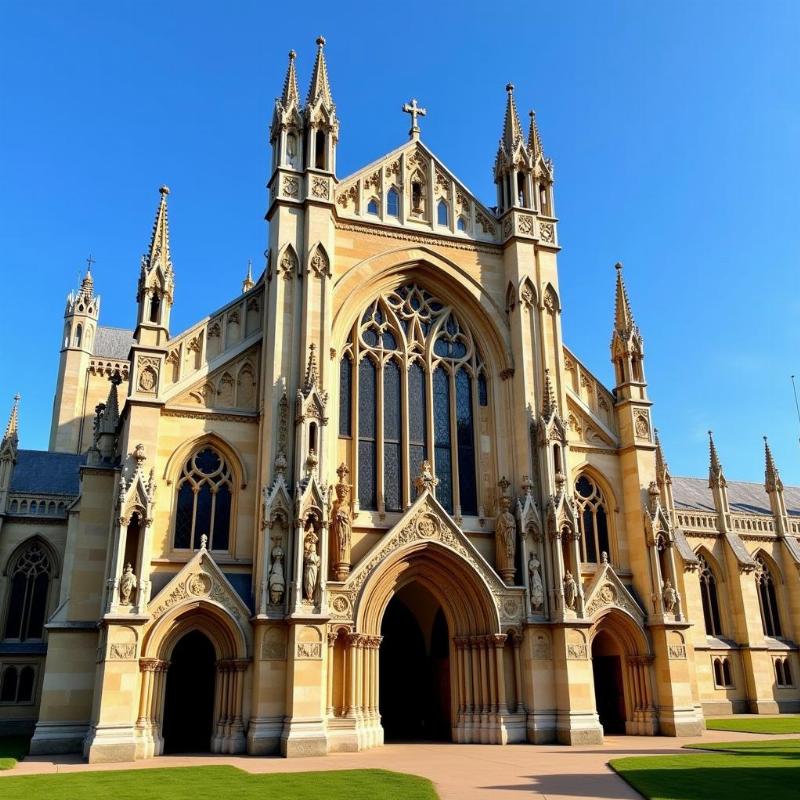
402,98 -> 427,140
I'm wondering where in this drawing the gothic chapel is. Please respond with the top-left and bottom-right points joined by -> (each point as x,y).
1,38 -> 799,761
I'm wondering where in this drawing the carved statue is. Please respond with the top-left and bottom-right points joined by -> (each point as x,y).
563,570 -> 577,610
495,495 -> 517,583
331,464 -> 352,581
302,531 -> 320,602
414,459 -> 439,496
527,552 -> 544,611
268,543 -> 285,605
119,563 -> 137,605
662,579 -> 677,614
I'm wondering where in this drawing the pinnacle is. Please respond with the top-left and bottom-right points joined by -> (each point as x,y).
764,436 -> 783,492
527,110 -> 542,158
613,261 -> 635,334
144,185 -> 172,274
280,49 -> 300,108
3,393 -> 19,447
707,430 -> 725,486
306,35 -> 334,108
542,367 -> 557,418
501,82 -> 523,151
654,428 -> 670,481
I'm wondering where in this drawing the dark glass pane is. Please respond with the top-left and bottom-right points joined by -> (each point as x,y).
387,189 -> 399,217
583,508 -> 597,562
576,476 -> 593,498
358,359 -> 376,438
408,363 -> 427,447
0,668 -> 17,702
456,370 -> 477,515
437,201 -> 448,225
768,582 -> 782,637
478,374 -> 488,406
26,572 -> 49,640
708,579 -> 721,635
384,442 -> 402,512
174,482 -> 194,549
17,666 -> 34,702
409,445 -> 425,497
435,446 -> 453,513
195,448 -> 221,475
358,441 -> 377,510
367,199 -> 378,215
194,484 -> 213,549
362,328 -> 377,346
451,341 -> 467,358
382,331 -> 396,350
433,337 -> 450,358
212,485 -> 231,551
3,573 -> 26,639
384,360 -> 401,441
596,506 -> 610,559
433,366 -> 452,511
339,356 -> 352,437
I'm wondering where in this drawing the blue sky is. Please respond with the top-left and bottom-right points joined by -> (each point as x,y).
1,2 -> 799,484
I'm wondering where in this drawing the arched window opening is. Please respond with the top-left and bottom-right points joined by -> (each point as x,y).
315,130 -> 326,169
338,354 -> 352,437
478,372 -> 488,407
517,172 -> 526,206
411,179 -> 424,215
539,184 -> 550,215
755,556 -> 782,638
1,665 -> 37,704
713,658 -> 723,687
698,554 -> 723,636
0,667 -> 17,702
713,657 -> 733,688
437,200 -> 448,226
722,658 -> 733,686
123,514 -> 142,577
342,284 -> 485,516
149,293 -> 161,323
367,198 -> 379,216
309,422 -> 317,453
286,132 -> 298,168
575,475 -> 610,564
74,323 -> 82,348
457,216 -> 467,232
387,188 -> 400,218
3,542 -> 52,642
173,447 -> 233,551
776,658 -> 793,687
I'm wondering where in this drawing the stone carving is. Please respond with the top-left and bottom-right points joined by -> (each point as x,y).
563,570 -> 577,610
527,552 -> 544,611
311,177 -> 329,199
495,494 -> 517,584
283,175 -> 299,198
109,643 -> 136,660
187,571 -> 212,597
539,222 -> 555,243
662,579 -> 677,614
414,460 -> 439,495
268,542 -> 285,604
278,247 -> 297,279
119,563 -> 137,605
331,464 -> 352,581
518,214 -> 534,235
475,211 -> 496,236
634,408 -> 651,440
137,357 -> 159,393
668,644 -> 687,660
331,594 -> 350,615
297,641 -> 322,659
302,531 -> 320,602
532,634 -> 551,660
309,245 -> 330,277
543,287 -> 557,314
261,627 -> 287,660
566,643 -> 587,659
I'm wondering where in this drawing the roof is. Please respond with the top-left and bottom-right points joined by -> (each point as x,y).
9,450 -> 85,495
93,326 -> 134,360
672,475 -> 800,518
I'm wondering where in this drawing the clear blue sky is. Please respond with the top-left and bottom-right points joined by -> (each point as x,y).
1,2 -> 799,484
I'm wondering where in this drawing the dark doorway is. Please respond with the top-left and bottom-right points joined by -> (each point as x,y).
162,630 -> 216,753
592,653 -> 626,733
379,591 -> 451,741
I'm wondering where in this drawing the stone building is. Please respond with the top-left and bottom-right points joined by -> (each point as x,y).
1,38 -> 798,762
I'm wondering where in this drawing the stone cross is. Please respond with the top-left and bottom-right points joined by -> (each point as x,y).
86,253 -> 95,271
402,98 -> 427,140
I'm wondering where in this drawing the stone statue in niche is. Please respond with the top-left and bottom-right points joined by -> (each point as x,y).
414,459 -> 438,495
268,541 -> 285,605
331,463 -> 352,581
495,495 -> 517,583
528,552 -> 544,612
563,570 -> 577,610
662,579 -> 677,614
119,563 -> 137,605
303,530 -> 320,602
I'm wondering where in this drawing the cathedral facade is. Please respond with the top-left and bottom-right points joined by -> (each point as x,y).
1,39 -> 799,762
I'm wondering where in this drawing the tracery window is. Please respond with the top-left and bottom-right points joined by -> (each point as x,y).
698,554 -> 723,636
0,664 -> 35,704
339,283 -> 488,516
2,542 -> 52,642
713,656 -> 733,688
775,657 -> 793,687
755,556 -> 782,638
575,475 -> 610,563
173,447 -> 233,551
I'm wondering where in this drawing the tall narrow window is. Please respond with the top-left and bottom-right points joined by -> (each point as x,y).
339,355 -> 352,437
367,198 -> 379,215
74,323 -> 82,347
315,130 -> 326,169
387,188 -> 399,217
457,216 -> 467,232
455,369 -> 477,515
2,542 -> 52,642
149,293 -> 160,323
437,200 -> 448,226
433,367 -> 452,513
698,554 -> 723,636
412,181 -> 423,213
173,447 -> 233,551
408,361 -> 427,491
383,360 -> 402,512
517,172 -> 526,206
575,475 -> 611,564
358,358 -> 377,509
755,556 -> 782,637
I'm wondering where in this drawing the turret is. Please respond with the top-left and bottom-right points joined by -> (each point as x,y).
494,83 -> 533,213
303,36 -> 338,175
270,49 -> 304,172
610,262 -> 647,401
135,186 -> 174,347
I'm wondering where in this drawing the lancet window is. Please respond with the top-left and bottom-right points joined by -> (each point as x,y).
339,283 -> 488,516
698,553 -> 723,637
173,447 -> 233,551
2,542 -> 52,642
575,475 -> 610,564
755,556 -> 782,638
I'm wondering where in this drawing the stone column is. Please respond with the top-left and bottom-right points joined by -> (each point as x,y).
494,634 -> 509,715
511,632 -> 524,713
326,632 -> 337,717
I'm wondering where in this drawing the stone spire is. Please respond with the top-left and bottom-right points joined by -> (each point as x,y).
242,260 -> 255,293
306,36 -> 334,110
281,49 -> 300,108
654,429 -> 671,485
763,436 -> 783,494
707,430 -> 731,530
501,83 -> 523,152
708,430 -> 726,489
610,262 -> 646,394
542,367 -> 557,420
2,394 -> 19,452
142,186 -> 172,277
613,262 -> 636,336
763,436 -> 790,536
527,110 -> 542,160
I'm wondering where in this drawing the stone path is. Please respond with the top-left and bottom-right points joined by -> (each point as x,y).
2,729 -> 796,799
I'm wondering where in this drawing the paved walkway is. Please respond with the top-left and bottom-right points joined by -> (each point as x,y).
2,729 -> 796,799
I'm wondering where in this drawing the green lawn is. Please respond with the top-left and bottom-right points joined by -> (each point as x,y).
610,739 -> 800,800
0,736 -> 29,771
0,765 -> 438,799
706,715 -> 800,734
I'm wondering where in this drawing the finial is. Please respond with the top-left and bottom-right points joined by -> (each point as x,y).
316,35 -> 326,47
289,49 -> 296,60
200,533 -> 208,550
3,393 -> 20,446
764,435 -> 783,493
615,261 -> 623,272
159,185 -> 170,196
86,253 -> 95,273
506,82 -> 514,93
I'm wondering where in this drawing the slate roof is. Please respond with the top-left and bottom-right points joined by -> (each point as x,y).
9,450 -> 85,495
672,476 -> 800,518
93,326 -> 134,360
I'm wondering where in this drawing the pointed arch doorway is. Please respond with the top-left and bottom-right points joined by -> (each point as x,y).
379,582 -> 451,741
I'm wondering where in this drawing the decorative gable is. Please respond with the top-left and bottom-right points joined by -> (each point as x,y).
583,561 -> 646,627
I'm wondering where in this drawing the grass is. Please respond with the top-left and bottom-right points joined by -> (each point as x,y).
0,736 -> 29,771
610,739 -> 800,800
0,765 -> 438,799
705,715 -> 800,734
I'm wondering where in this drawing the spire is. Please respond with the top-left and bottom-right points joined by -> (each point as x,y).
764,436 -> 783,494
708,430 -> 726,489
527,110 -> 542,159
80,255 -> 95,299
143,186 -> 172,276
654,428 -> 671,484
613,262 -> 635,335
542,367 -> 557,419
303,343 -> 319,392
501,83 -> 523,151
306,36 -> 334,109
281,49 -> 300,107
242,260 -> 255,293
2,394 -> 19,450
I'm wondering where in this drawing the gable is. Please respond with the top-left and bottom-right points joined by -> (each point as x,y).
583,562 -> 646,627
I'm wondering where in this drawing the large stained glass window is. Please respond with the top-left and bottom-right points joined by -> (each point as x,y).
339,283 -> 487,517
575,474 -> 611,564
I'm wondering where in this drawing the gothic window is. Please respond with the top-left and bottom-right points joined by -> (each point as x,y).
339,354 -> 352,437
775,658 -> 793,687
286,132 -> 298,168
575,475 -> 611,564
74,323 -> 82,347
367,198 -> 379,215
517,173 -> 526,206
173,447 -> 233,551
713,657 -> 733,688
149,293 -> 160,323
437,200 -> 449,226
387,187 -> 399,218
755,556 -> 782,637
3,542 -> 52,642
0,664 -> 35,704
457,216 -> 467,232
340,283 -> 485,516
698,554 -> 723,637
411,180 -> 423,214
314,130 -> 326,169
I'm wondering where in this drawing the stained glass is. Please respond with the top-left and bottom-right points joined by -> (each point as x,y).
358,358 -> 377,509
387,188 -> 399,217
27,573 -> 49,639
456,369 -> 477,515
174,482 -> 194,549
384,360 -> 402,511
359,441 -> 376,509
433,367 -> 452,512
583,508 -> 597,562
212,485 -> 232,551
194,484 -> 213,549
195,448 -> 221,475
339,356 -> 352,436
17,666 -> 34,703
478,373 -> 488,406
596,506 -> 609,558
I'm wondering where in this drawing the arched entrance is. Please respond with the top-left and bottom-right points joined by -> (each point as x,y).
591,630 -> 625,733
379,582 -> 451,741
162,630 -> 216,753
